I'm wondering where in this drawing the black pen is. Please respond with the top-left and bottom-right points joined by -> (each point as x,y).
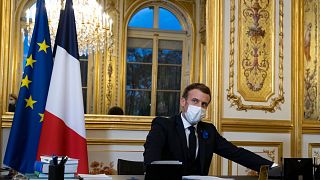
59,156 -> 65,165
62,156 -> 69,165
52,155 -> 58,165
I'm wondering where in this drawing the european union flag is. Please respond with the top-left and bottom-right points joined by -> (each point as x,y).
3,0 -> 53,173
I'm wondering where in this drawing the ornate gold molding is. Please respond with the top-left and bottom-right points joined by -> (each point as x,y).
2,113 -> 299,132
85,115 -> 153,130
222,118 -> 292,133
1,113 -> 154,130
303,0 -> 320,120
0,0 -> 14,115
308,143 -> 320,162
227,141 -> 283,175
302,121 -> 320,134
207,0 -> 223,175
291,0 -> 303,158
227,0 -> 284,112
199,0 -> 206,44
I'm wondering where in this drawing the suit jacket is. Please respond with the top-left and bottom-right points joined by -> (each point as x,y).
144,114 -> 273,175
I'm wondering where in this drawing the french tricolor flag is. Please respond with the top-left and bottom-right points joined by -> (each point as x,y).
37,0 -> 88,173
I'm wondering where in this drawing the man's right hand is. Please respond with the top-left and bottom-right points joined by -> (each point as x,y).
268,165 -> 282,179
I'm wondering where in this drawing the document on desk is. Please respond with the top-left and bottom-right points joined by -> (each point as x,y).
78,174 -> 112,179
183,176 -> 234,180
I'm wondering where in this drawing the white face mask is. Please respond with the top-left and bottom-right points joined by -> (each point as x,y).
184,105 -> 206,125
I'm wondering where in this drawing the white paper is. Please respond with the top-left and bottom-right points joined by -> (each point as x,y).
183,176 -> 234,180
78,174 -> 112,180
151,160 -> 183,164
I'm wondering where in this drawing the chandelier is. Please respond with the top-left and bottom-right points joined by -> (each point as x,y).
25,0 -> 114,55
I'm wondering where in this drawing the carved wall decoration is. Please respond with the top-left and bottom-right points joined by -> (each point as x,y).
227,141 -> 282,176
308,143 -> 320,164
243,149 -> 275,176
227,0 -> 284,112
89,0 -> 119,114
229,147 -> 278,176
106,36 -> 115,109
315,151 -> 320,164
303,0 -> 320,120
199,0 -> 206,44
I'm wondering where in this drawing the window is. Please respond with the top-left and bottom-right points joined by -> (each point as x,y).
126,5 -> 186,116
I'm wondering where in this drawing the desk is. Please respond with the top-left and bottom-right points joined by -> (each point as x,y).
109,175 -> 280,180
0,174 -> 281,180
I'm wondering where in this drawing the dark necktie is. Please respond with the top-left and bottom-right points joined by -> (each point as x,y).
188,126 -> 196,160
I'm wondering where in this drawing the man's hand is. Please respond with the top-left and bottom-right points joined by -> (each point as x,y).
268,165 -> 282,178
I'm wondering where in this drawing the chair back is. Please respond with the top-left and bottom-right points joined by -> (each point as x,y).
283,158 -> 313,180
117,159 -> 144,175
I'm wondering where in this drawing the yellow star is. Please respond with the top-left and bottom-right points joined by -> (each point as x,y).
26,55 -> 36,68
25,95 -> 37,109
39,113 -> 44,122
37,39 -> 50,53
21,75 -> 32,88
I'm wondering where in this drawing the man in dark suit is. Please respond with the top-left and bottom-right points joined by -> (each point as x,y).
144,83 -> 276,175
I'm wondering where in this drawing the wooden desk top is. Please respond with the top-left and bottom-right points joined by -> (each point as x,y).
108,175 -> 262,180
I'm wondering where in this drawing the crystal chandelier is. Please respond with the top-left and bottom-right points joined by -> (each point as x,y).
25,0 -> 114,55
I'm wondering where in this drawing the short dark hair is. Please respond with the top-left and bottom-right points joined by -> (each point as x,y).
181,83 -> 211,102
108,106 -> 124,115
9,94 -> 17,101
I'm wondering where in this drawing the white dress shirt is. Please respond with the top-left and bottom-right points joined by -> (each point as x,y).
181,114 -> 199,158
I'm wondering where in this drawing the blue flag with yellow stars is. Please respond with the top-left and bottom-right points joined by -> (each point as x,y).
3,0 -> 53,173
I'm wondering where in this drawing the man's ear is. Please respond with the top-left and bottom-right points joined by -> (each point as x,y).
180,97 -> 186,107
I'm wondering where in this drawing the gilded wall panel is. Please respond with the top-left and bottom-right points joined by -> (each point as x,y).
227,0 -> 284,112
237,0 -> 274,101
226,141 -> 282,176
124,0 -> 134,12
87,139 -> 144,175
308,143 -> 320,164
304,0 -> 320,120
175,0 -> 195,18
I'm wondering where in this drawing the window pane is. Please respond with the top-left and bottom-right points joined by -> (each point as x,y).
126,90 -> 151,116
79,55 -> 88,87
127,37 -> 153,49
126,64 -> 152,89
159,7 -> 182,30
23,30 -> 29,71
126,37 -> 153,116
156,39 -> 182,116
127,48 -> 152,63
127,38 -> 153,63
128,7 -> 154,28
158,50 -> 182,64
156,92 -> 180,116
82,88 -> 87,114
158,40 -> 182,64
157,39 -> 182,90
157,65 -> 181,90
